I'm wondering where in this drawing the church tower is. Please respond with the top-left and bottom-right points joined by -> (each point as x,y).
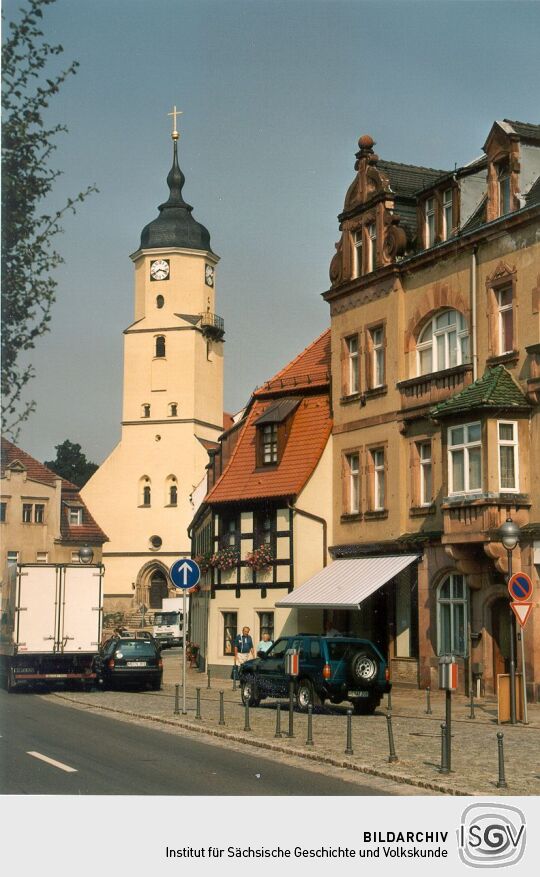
82,112 -> 224,613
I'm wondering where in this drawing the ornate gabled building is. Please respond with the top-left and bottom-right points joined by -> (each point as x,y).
189,330 -> 333,674
1,438 -> 107,579
321,119 -> 540,698
82,121 -> 226,614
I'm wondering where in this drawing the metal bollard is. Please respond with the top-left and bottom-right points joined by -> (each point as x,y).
195,687 -> 202,720
244,699 -> 251,732
439,722 -> 449,774
174,683 -> 180,715
287,680 -> 295,738
469,688 -> 476,720
425,686 -> 432,715
305,705 -> 314,747
386,710 -> 398,763
219,690 -> 225,726
387,689 -> 392,711
232,666 -> 237,691
207,666 -> 211,689
275,703 -> 282,738
496,732 -> 508,789
345,708 -> 354,755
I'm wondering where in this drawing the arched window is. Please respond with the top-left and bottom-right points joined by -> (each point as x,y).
155,335 -> 166,358
142,403 -> 150,418
169,403 -> 178,417
169,484 -> 178,506
139,476 -> 151,507
437,573 -> 468,656
417,310 -> 469,375
156,295 -> 164,309
166,475 -> 177,506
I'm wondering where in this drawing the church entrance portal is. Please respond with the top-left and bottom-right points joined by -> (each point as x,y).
149,570 -> 169,609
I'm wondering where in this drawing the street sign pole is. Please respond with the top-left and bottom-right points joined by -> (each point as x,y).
182,586 -> 187,715
507,571 -> 533,726
507,553 -> 517,725
519,629 -> 528,725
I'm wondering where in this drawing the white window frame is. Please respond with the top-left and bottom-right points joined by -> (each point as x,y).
367,222 -> 377,271
497,420 -> 519,492
68,507 -> 83,525
370,326 -> 385,388
353,230 -> 363,278
7,551 -> 19,565
262,423 -> 278,464
447,421 -> 482,495
425,197 -> 436,247
419,441 -> 433,506
34,503 -> 45,523
70,551 -> 81,563
437,573 -> 468,657
497,285 -> 513,355
372,448 -> 385,510
498,166 -> 511,215
417,309 -> 469,376
345,452 -> 360,514
22,503 -> 33,523
442,189 -> 453,240
346,335 -> 359,395
36,551 -> 48,563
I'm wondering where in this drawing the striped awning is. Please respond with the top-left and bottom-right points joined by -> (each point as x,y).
275,554 -> 420,609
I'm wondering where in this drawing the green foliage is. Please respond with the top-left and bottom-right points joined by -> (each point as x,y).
1,0 -> 97,438
44,438 -> 98,487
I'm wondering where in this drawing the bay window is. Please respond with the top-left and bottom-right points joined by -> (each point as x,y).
448,422 -> 482,494
498,421 -> 519,491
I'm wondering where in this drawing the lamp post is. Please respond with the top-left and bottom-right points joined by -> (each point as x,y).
498,516 -> 520,725
78,545 -> 94,565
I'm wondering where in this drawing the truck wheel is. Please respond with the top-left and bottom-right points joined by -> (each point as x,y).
349,652 -> 378,686
295,679 -> 316,711
240,676 -> 260,707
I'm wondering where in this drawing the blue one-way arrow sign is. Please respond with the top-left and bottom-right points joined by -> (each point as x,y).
169,558 -> 201,590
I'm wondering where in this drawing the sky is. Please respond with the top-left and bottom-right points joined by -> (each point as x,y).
4,0 -> 540,464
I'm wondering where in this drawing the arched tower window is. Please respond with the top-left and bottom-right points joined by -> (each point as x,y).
155,335 -> 166,358
139,476 -> 151,507
416,309 -> 469,376
142,403 -> 150,418
169,402 -> 178,417
166,475 -> 178,506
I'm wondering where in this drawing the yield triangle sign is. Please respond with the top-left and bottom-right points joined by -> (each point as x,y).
511,601 -> 533,628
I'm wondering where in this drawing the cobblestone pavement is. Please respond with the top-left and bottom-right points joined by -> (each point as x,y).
49,660 -> 540,796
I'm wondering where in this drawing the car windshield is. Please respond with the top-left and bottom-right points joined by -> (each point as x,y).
115,640 -> 156,657
154,611 -> 181,626
266,639 -> 289,658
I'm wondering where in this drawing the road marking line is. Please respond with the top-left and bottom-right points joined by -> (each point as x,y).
27,751 -> 77,773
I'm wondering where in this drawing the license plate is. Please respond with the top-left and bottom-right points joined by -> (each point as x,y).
348,690 -> 369,697
127,661 -> 147,667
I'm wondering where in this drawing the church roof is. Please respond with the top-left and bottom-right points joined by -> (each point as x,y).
139,139 -> 212,252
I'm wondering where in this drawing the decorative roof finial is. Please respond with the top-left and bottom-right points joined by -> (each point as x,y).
168,105 -> 182,141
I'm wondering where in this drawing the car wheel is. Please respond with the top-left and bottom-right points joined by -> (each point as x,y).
295,678 -> 316,711
240,676 -> 260,707
349,652 -> 378,686
352,697 -> 379,715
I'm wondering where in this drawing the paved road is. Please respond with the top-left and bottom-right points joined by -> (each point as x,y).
0,690 -> 390,795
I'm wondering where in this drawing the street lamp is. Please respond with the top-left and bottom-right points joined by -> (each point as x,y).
498,516 -> 520,725
78,545 -> 94,565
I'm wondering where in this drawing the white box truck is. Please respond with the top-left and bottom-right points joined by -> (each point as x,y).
0,562 -> 104,691
152,596 -> 187,649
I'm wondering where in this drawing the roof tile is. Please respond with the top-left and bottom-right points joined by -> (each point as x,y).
430,365 -> 530,419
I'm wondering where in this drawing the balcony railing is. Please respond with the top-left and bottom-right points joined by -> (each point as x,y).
397,363 -> 473,412
441,494 -> 530,544
200,311 -> 225,340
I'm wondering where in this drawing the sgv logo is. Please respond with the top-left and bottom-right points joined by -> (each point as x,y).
458,803 -> 526,868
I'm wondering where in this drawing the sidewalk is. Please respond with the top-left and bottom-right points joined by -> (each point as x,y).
52,665 -> 540,796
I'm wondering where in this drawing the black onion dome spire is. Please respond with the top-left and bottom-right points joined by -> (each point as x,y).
139,139 -> 212,251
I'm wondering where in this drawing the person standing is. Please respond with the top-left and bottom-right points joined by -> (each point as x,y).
234,626 -> 255,669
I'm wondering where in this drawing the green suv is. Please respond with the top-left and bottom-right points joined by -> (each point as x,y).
238,634 -> 390,714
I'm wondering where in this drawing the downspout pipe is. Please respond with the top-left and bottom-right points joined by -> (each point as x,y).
287,501 -> 328,568
471,244 -> 478,381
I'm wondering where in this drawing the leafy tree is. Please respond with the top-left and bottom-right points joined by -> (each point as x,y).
1,0 -> 97,438
44,438 -> 98,488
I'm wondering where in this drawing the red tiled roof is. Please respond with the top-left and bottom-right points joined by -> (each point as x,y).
223,412 -> 235,431
206,331 -> 332,504
255,329 -> 331,396
1,437 -> 108,544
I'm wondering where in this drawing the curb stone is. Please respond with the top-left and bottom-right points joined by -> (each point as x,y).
52,693 -> 475,795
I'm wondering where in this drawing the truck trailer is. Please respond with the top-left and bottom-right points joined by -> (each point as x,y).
0,562 -> 104,691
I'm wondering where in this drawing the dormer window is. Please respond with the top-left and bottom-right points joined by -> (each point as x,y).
442,189 -> 453,240
68,507 -> 83,526
425,197 -> 436,247
497,285 -> 514,354
353,230 -> 363,278
367,222 -> 377,271
255,397 -> 300,467
498,163 -> 511,215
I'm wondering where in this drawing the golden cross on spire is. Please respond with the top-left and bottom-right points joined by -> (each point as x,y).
168,105 -> 183,141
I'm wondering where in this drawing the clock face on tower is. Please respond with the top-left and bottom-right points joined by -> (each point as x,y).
205,264 -> 214,287
150,259 -> 170,281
